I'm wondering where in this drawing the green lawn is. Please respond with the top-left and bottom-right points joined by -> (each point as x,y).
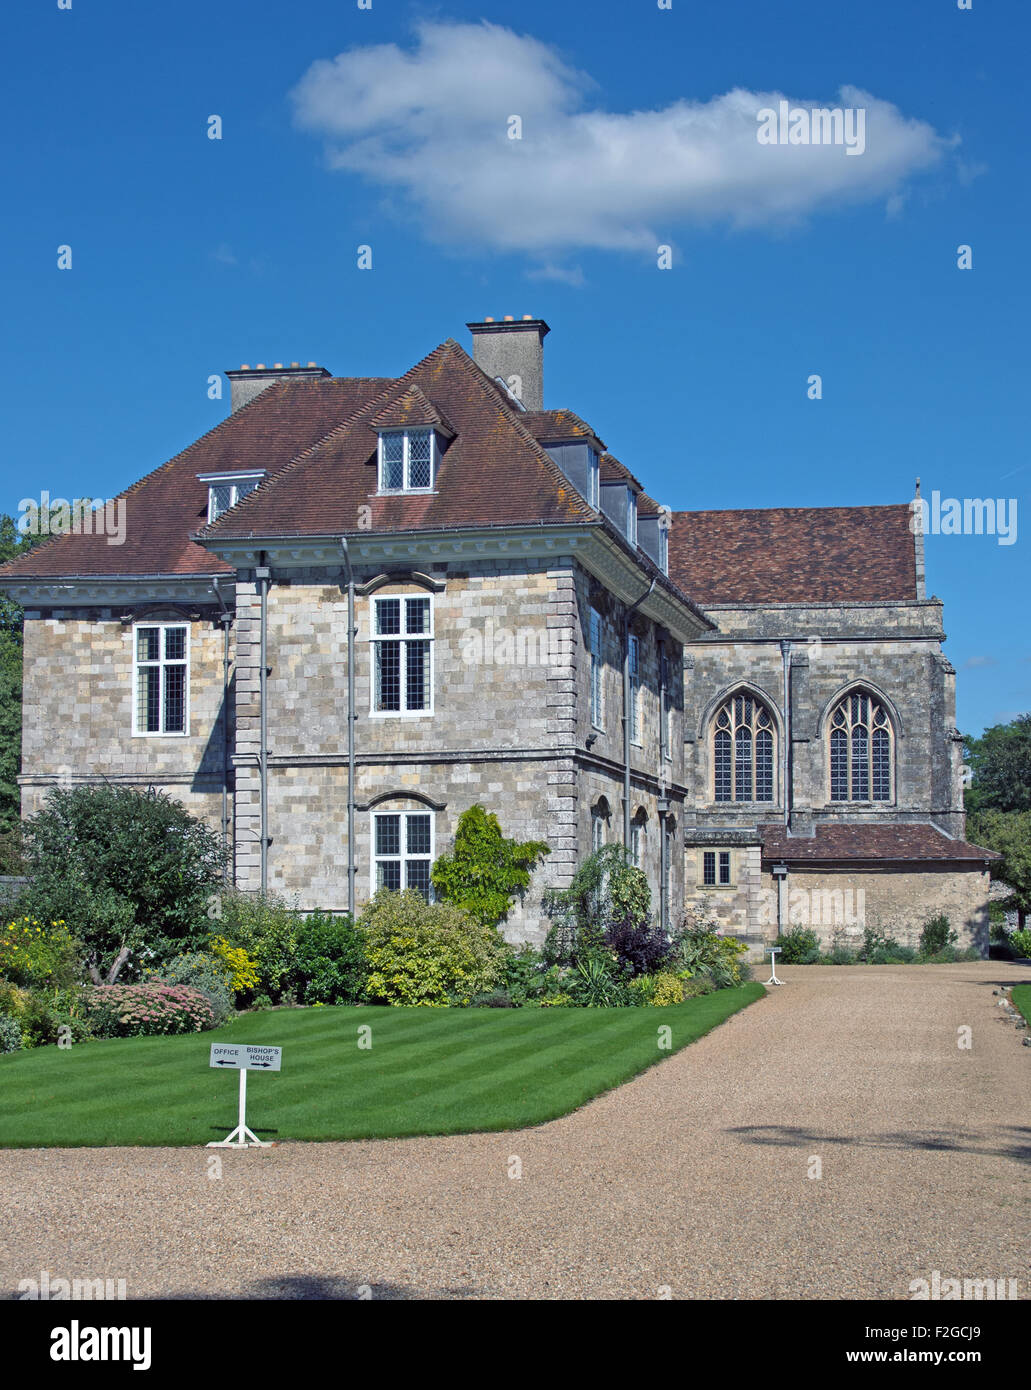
0,985 -> 763,1147
1011,984 -> 1031,1027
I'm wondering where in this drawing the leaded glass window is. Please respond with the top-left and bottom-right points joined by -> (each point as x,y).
828,693 -> 893,802
712,695 -> 776,802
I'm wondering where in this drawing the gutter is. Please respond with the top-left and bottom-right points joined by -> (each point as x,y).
781,640 -> 791,831
340,539 -> 357,918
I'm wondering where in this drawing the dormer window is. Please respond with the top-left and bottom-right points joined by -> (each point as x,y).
378,430 -> 438,493
198,470 -> 266,524
658,524 -> 668,574
626,489 -> 638,546
588,450 -> 600,509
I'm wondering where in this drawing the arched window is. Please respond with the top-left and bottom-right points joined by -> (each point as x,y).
829,691 -> 893,802
713,694 -> 776,802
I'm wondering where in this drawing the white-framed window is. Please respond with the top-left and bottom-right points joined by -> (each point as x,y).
133,622 -> 189,735
658,524 -> 668,574
631,820 -> 644,868
702,850 -> 732,887
592,809 -> 605,852
588,450 -> 600,509
626,489 -> 638,546
198,470 -> 266,524
589,607 -> 603,729
377,429 -> 437,493
372,810 -> 434,899
371,593 -> 433,715
628,633 -> 641,745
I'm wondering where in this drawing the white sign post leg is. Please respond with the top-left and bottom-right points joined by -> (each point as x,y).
206,1067 -> 270,1148
765,947 -> 784,987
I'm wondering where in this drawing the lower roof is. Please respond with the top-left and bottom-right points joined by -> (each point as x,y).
760,823 -> 998,865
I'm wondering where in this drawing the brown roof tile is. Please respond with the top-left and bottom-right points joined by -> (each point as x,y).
761,823 -> 999,864
523,408 -> 605,449
668,505 -> 918,605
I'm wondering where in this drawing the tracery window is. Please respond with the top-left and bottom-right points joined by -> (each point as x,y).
829,692 -> 893,802
713,694 -> 775,803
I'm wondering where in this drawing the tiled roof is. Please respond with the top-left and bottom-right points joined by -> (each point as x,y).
523,408 -> 605,449
0,376 -> 393,579
668,505 -> 918,605
199,340 -> 597,541
600,453 -> 644,494
760,823 -> 999,864
369,385 -> 455,437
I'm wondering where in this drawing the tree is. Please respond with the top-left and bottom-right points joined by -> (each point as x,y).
430,804 -> 549,928
967,809 -> 1031,930
18,785 -> 227,979
964,714 -> 1031,814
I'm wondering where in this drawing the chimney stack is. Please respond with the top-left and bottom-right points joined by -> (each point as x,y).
466,316 -> 550,411
224,362 -> 332,413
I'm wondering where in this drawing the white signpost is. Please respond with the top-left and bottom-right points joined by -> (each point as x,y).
765,947 -> 784,987
207,1045 -> 283,1148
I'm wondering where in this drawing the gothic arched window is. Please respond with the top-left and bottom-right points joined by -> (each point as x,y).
829,691 -> 893,802
713,694 -> 776,802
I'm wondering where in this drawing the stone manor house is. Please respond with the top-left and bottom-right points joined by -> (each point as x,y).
0,318 -> 995,953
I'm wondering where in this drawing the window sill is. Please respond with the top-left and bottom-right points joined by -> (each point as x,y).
369,710 -> 433,719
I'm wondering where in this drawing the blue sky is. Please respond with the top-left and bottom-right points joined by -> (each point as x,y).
2,0 -> 1028,736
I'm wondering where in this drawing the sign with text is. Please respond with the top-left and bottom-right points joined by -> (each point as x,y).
209,1044 -> 282,1072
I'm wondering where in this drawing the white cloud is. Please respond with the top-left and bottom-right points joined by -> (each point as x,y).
290,20 -> 953,256
964,656 -> 998,669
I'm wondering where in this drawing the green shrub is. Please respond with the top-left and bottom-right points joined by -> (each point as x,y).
542,845 -> 651,966
649,971 -> 685,1006
857,926 -> 904,963
680,975 -> 716,998
431,805 -> 549,928
359,889 -> 508,1006
0,1013 -> 22,1053
777,927 -> 821,964
468,990 -> 516,1008
1008,928 -> 1031,958
85,982 -> 217,1037
152,952 -> 234,1024
671,904 -> 749,988
209,890 -> 299,1003
18,786 -> 226,979
0,915 -> 82,988
918,915 -> 957,957
291,911 -> 367,1005
566,951 -> 630,1007
503,944 -> 552,1004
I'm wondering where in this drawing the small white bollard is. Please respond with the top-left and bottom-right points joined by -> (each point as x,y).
765,947 -> 784,987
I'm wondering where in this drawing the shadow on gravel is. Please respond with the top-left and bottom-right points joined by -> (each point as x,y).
725,1124 -> 1031,1164
150,1274 -> 480,1300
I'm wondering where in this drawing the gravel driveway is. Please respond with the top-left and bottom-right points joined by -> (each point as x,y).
2,963 -> 1028,1300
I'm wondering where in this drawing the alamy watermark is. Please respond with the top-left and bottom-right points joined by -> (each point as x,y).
18,493 -> 126,546
910,492 -> 1017,546
756,101 -> 866,156
460,620 -> 572,669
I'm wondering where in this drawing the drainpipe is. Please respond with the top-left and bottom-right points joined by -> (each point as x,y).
211,577 -> 233,880
340,539 -> 357,918
255,556 -> 270,895
623,578 -> 655,848
781,640 -> 792,831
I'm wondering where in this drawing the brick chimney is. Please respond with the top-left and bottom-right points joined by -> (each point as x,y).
225,361 -> 332,413
466,316 -> 550,411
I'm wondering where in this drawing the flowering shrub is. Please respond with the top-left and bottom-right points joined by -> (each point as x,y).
0,917 -> 81,989
85,983 -> 217,1037
359,889 -> 508,1006
208,938 -> 260,996
152,952 -> 235,1024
